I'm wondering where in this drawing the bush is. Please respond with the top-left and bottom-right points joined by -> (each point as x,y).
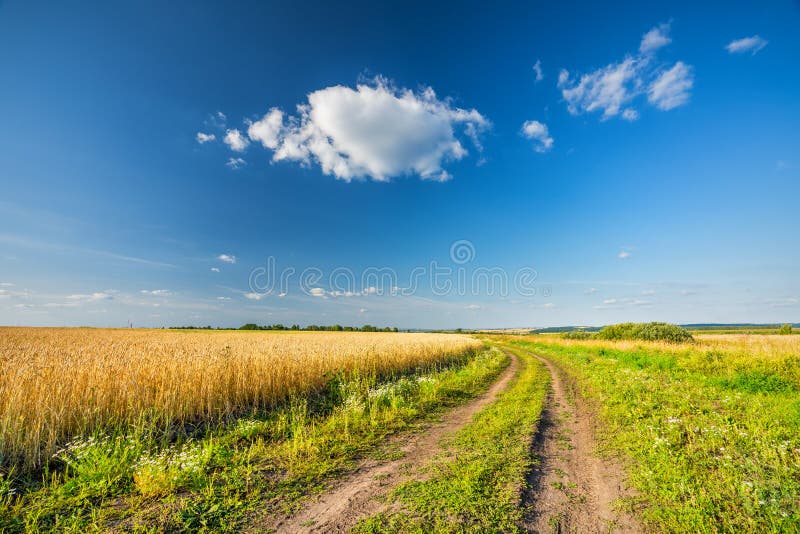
779,324 -> 793,335
596,322 -> 693,343
561,330 -> 594,340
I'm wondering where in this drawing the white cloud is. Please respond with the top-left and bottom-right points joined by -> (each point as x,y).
196,132 -> 216,144
541,302 -> 555,309
533,59 -> 544,82
640,22 -> 671,54
642,289 -> 656,296
140,289 -> 172,296
558,23 -> 692,120
210,267 -> 220,272
309,287 -> 327,297
224,129 -> 250,152
217,296 -> 232,301
0,282 -> 13,287
521,120 -> 554,153
226,157 -> 246,169
584,287 -> 598,295
248,108 -> 284,150
622,108 -> 639,121
603,298 -> 618,304
245,77 -> 489,182
217,254 -> 236,264
559,58 -> 640,119
726,35 -> 768,55
66,292 -> 113,301
618,250 -> 631,259
244,292 -> 264,300
465,304 -> 481,310
648,61 -> 693,111
359,308 -> 368,313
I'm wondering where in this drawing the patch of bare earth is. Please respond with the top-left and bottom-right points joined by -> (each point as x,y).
260,352 -> 520,534
522,354 -> 642,534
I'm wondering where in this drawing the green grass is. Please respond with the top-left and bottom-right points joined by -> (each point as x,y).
512,338 -> 800,533
352,344 -> 550,533
0,346 -> 508,533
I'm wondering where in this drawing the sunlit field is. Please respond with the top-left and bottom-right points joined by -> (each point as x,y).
0,328 -> 481,471
512,333 -> 800,532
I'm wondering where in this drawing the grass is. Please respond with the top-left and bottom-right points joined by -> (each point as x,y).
0,328 -> 481,471
0,340 -> 505,532
510,334 -> 800,533
352,342 -> 550,533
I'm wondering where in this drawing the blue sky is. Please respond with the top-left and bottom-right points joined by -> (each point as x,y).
1,1 -> 798,328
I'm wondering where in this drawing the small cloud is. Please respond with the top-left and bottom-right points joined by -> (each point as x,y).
584,287 -> 598,295
208,111 -> 227,128
210,267 -> 220,272
217,296 -> 232,301
224,129 -> 250,152
521,120 -> 554,153
618,250 -> 632,259
648,61 -> 693,111
66,292 -> 113,301
622,108 -> 639,121
309,287 -> 327,297
726,35 -> 768,55
533,59 -> 544,82
680,289 -> 696,296
559,22 -> 693,120
541,302 -> 555,309
465,304 -> 481,310
0,282 -> 13,287
642,289 -> 656,296
359,308 -> 368,313
244,292 -> 264,300
603,298 -> 618,304
226,157 -> 246,169
196,132 -> 216,144
640,22 -> 672,54
278,292 -> 287,298
140,289 -> 172,296
217,254 -> 236,264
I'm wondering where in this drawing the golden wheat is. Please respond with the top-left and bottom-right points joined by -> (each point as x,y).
0,327 -> 481,470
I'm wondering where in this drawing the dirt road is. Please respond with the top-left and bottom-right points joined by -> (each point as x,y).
522,353 -> 641,533
268,351 -> 520,533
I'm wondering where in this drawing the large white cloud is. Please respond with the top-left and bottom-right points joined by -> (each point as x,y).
558,22 -> 693,120
245,78 -> 489,182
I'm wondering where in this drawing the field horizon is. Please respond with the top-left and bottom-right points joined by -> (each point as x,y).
2,1 -> 798,531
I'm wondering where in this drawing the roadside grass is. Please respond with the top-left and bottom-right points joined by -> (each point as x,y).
0,346 -> 508,533
352,344 -> 549,533
511,336 -> 800,533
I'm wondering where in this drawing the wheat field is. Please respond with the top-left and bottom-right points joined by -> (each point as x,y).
0,328 -> 481,470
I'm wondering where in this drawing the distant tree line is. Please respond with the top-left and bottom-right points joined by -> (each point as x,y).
239,323 -> 399,332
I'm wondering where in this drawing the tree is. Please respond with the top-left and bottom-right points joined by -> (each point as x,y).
779,323 -> 793,335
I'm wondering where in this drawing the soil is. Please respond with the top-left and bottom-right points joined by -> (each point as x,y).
265,352 -> 520,533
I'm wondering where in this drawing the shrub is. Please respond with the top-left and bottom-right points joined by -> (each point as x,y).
779,324 -> 793,335
596,322 -> 693,343
561,330 -> 594,340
